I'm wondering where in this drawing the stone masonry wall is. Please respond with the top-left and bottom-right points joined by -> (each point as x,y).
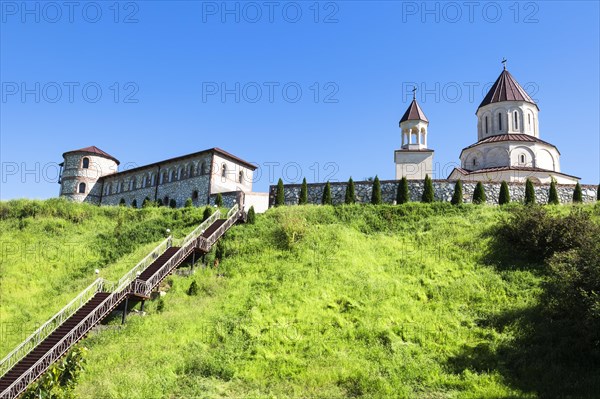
269,180 -> 598,207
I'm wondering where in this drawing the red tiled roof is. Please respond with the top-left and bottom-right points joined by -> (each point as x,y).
63,146 -> 120,164
478,69 -> 537,110
468,134 -> 556,148
400,99 -> 428,123
450,166 -> 580,180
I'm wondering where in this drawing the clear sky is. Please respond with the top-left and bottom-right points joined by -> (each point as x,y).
1,0 -> 599,199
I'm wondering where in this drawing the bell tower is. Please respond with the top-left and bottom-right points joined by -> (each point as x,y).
394,90 -> 434,180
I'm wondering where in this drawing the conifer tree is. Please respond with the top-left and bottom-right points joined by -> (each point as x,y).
397,177 -> 409,204
299,177 -> 308,205
185,198 -> 193,208
548,179 -> 559,205
473,182 -> 486,204
525,179 -> 536,205
247,206 -> 256,224
498,181 -> 510,205
142,197 -> 151,208
322,181 -> 332,205
451,180 -> 463,205
371,176 -> 382,205
345,177 -> 355,204
573,182 -> 583,203
275,178 -> 285,206
597,184 -> 600,201
421,174 -> 434,203
215,193 -> 223,207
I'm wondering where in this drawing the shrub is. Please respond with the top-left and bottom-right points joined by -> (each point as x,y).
215,193 -> 223,207
345,177 -> 355,204
498,181 -> 510,205
573,182 -> 583,203
247,206 -> 256,224
299,177 -> 308,205
371,176 -> 381,205
169,199 -> 177,209
397,177 -> 409,204
421,174 -> 434,203
548,179 -> 559,205
451,180 -> 463,205
131,199 -> 138,208
473,182 -> 486,204
322,181 -> 332,205
185,198 -> 193,208
525,179 -> 536,205
275,178 -> 285,206
142,197 -> 152,208
187,280 -> 199,296
202,207 -> 213,221
156,199 -> 163,207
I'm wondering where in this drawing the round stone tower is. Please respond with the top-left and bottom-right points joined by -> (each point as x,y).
59,146 -> 119,204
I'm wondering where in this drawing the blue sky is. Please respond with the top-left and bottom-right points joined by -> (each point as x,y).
1,0 -> 598,199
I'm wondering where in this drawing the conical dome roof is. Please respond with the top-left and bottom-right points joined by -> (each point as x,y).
400,98 -> 428,123
478,68 -> 537,110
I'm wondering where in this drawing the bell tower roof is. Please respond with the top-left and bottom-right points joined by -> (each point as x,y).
478,68 -> 538,110
400,98 -> 428,123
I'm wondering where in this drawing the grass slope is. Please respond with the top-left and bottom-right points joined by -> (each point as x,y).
72,203 -> 556,398
0,199 -> 212,357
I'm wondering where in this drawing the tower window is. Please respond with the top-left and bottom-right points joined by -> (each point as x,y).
528,114 -> 532,130
78,182 -> 86,193
485,116 -> 488,134
239,170 -> 244,183
82,157 -> 90,169
514,111 -> 519,130
519,154 -> 526,164
498,113 -> 502,131
222,164 -> 227,177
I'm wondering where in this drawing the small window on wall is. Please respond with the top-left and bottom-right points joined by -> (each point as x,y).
82,158 -> 90,169
514,111 -> 519,130
485,116 -> 488,134
78,182 -> 86,193
221,164 -> 227,177
192,190 -> 199,200
238,171 -> 244,183
519,154 -> 526,164
498,113 -> 502,131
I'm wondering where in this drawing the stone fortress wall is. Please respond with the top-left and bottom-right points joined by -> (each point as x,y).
269,179 -> 598,207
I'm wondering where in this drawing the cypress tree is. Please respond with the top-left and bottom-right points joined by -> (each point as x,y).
525,179 -> 536,205
573,182 -> 583,203
597,184 -> 600,201
371,176 -> 382,205
548,179 -> 559,205
169,199 -> 177,208
421,174 -> 434,203
322,181 -> 332,205
185,198 -> 193,208
156,198 -> 163,207
202,207 -> 213,221
498,181 -> 510,205
345,177 -> 355,204
473,182 -> 486,204
397,177 -> 409,204
215,193 -> 223,207
451,180 -> 463,205
275,178 -> 285,206
247,206 -> 256,224
142,197 -> 151,208
299,177 -> 308,205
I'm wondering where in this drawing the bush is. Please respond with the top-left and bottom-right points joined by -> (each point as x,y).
573,182 -> 583,203
499,181 -> 510,205
187,280 -> 199,296
131,199 -> 138,208
371,176 -> 381,205
472,182 -> 486,204
247,206 -> 256,224
396,177 -> 409,204
275,178 -> 285,206
142,197 -> 152,208
548,179 -> 559,205
202,207 -> 213,221
215,193 -> 223,207
525,179 -> 536,205
299,177 -> 308,205
451,180 -> 463,205
345,177 -> 355,204
421,174 -> 434,203
185,198 -> 193,208
322,181 -> 332,205
169,199 -> 177,209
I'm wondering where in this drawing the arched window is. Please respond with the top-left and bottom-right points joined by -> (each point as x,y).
528,114 -> 532,130
151,174 -> 157,186
188,163 -> 194,178
142,175 -> 147,188
472,158 -> 478,168
161,171 -> 167,184
519,154 -> 526,164
485,116 -> 489,134
177,167 -> 184,180
82,157 -> 90,169
78,182 -> 86,193
192,190 -> 199,200
221,164 -> 227,177
105,184 -> 111,195
170,170 -> 176,182
513,111 -> 519,130
498,113 -> 502,131
238,170 -> 244,183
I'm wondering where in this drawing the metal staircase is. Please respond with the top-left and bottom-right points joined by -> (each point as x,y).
0,202 -> 244,399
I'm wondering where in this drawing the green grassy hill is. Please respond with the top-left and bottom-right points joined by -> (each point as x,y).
2,201 -> 599,398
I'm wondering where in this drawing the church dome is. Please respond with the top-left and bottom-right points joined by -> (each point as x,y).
478,68 -> 538,111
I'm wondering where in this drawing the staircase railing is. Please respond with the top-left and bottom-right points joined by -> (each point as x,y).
116,236 -> 172,290
1,288 -> 129,399
173,209 -> 221,248
0,278 -> 108,379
